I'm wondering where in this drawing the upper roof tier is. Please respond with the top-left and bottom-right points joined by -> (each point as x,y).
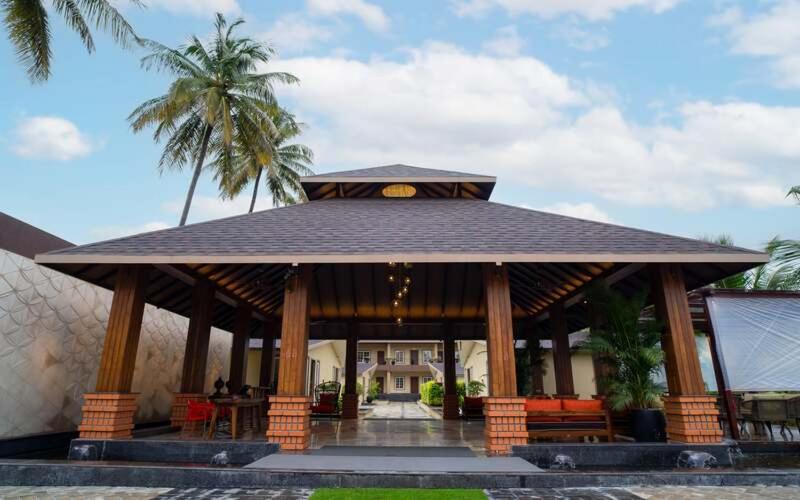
300,164 -> 496,201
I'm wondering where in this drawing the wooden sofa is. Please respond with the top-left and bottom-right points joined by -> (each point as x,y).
526,397 -> 614,442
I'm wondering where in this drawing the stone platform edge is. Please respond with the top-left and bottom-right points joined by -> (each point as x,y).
1,461 -> 800,489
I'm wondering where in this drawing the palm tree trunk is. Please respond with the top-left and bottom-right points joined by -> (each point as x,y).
249,167 -> 263,213
179,124 -> 213,226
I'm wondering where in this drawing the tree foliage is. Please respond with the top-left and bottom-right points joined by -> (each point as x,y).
580,285 -> 665,411
2,0 -> 141,82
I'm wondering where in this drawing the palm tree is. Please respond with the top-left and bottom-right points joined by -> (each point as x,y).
704,235 -> 800,290
213,108 -> 314,212
789,185 -> 799,204
128,13 -> 298,226
2,0 -> 140,82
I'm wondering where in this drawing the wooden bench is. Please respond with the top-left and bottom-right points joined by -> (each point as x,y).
526,398 -> 615,442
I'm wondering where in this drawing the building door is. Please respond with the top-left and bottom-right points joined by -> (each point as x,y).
410,350 -> 419,365
410,376 -> 419,394
377,350 -> 385,365
376,376 -> 385,394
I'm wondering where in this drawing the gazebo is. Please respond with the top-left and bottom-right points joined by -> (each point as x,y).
36,164 -> 768,455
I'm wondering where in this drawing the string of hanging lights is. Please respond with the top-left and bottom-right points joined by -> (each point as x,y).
387,262 -> 412,326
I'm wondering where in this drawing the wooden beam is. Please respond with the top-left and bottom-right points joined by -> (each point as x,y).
228,304 -> 252,393
277,265 -> 313,395
650,264 -> 705,395
96,265 -> 148,392
179,280 -> 215,394
549,301 -> 575,396
483,264 -> 517,397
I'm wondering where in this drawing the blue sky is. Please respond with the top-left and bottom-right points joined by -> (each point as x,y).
1,0 -> 798,249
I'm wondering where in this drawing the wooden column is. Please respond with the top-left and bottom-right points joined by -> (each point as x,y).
550,302 -> 575,397
482,264 -> 527,455
267,265 -> 313,450
79,265 -> 147,439
442,326 -> 459,420
342,323 -> 359,419
587,301 -> 612,396
259,321 -> 278,390
170,279 -> 215,428
527,330 -> 545,396
651,264 -> 722,444
228,305 -> 251,393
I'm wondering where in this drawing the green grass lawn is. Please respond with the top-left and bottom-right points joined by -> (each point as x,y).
309,488 -> 487,500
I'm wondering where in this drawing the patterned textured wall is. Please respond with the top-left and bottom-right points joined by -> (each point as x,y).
0,250 -> 232,438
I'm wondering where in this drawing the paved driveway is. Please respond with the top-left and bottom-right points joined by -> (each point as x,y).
365,400 -> 434,419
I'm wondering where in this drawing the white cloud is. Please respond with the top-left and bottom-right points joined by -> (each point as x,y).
536,202 -> 614,223
482,25 -> 524,56
162,194 -> 274,223
90,221 -> 171,241
710,1 -> 800,88
452,0 -> 681,21
307,0 -> 389,32
554,21 -> 609,51
143,0 -> 240,17
11,116 -> 94,161
273,44 -> 800,210
261,13 -> 333,54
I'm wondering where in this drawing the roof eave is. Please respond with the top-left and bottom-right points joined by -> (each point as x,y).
35,252 -> 770,265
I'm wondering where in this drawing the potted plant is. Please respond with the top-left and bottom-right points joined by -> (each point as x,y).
582,285 -> 666,442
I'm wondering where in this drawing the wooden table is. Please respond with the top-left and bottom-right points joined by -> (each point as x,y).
206,398 -> 264,440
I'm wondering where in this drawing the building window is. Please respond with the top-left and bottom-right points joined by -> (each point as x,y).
357,351 -> 371,364
333,366 -> 340,381
422,350 -> 433,363
466,368 -> 472,383
422,376 -> 433,385
394,351 -> 405,364
454,350 -> 460,362
394,377 -> 405,390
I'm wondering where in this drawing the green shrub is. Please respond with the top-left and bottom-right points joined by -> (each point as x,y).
466,380 -> 486,397
367,381 -> 381,402
456,380 -> 466,407
420,381 -> 443,406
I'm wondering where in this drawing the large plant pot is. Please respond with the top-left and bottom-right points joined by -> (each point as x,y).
630,408 -> 666,442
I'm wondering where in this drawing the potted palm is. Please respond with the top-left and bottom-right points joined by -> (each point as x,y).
582,285 -> 666,442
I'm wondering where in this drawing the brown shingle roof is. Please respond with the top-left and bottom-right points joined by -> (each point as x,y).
301,164 -> 494,181
37,198 -> 766,264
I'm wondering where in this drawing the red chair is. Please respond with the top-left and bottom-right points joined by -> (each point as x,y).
181,400 -> 215,438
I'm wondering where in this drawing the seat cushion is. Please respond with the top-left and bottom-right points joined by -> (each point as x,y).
526,398 -> 563,423
562,399 -> 604,422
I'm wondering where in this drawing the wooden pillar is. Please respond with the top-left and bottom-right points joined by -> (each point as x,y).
228,305 -> 251,393
342,323 -> 359,419
587,301 -> 612,396
259,321 -> 278,390
482,264 -> 527,455
651,264 -> 722,444
79,265 -> 147,439
550,302 -> 575,397
170,279 -> 215,428
442,326 -> 459,420
527,329 -> 545,396
267,265 -> 313,450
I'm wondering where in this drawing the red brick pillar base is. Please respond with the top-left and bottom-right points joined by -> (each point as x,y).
78,393 -> 138,439
443,394 -> 460,420
266,396 -> 312,450
341,393 -> 359,419
664,395 -> 723,444
169,393 -> 207,428
483,397 -> 528,456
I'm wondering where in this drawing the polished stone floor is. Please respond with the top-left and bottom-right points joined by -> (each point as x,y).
364,401 -> 434,420
2,486 -> 800,499
308,418 -> 486,453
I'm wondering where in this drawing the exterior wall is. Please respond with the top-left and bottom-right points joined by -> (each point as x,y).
459,340 -> 597,399
307,341 -> 345,390
541,352 -> 597,398
0,249 -> 231,438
